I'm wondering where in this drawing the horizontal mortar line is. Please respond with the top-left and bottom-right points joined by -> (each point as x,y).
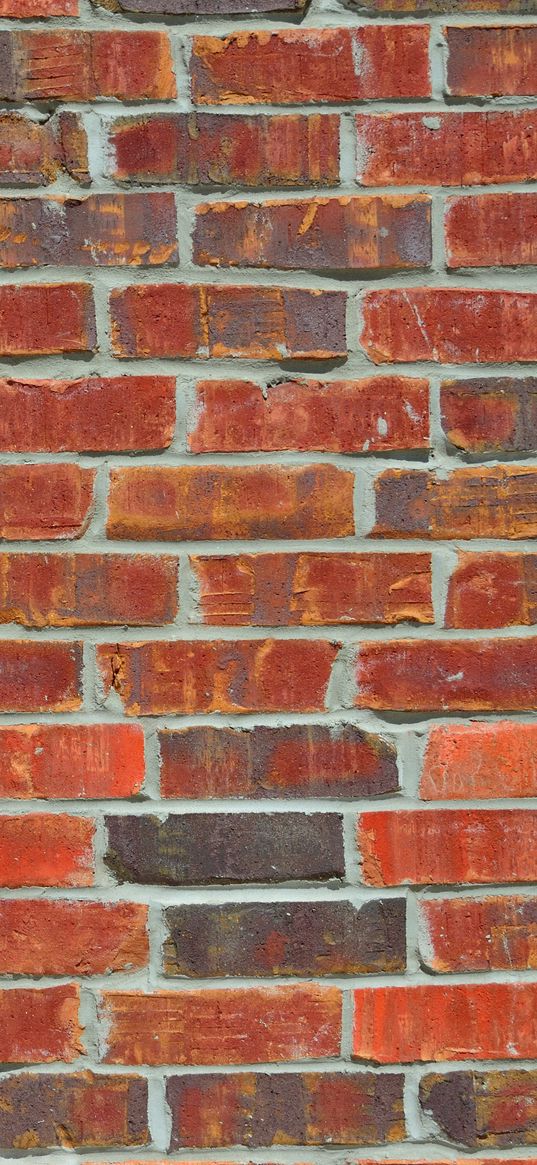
10,265 -> 537,288
0,707 -> 534,727
2,622 -> 537,639
5,796 -> 537,812
0,885 -> 419,903
10,966 -> 537,989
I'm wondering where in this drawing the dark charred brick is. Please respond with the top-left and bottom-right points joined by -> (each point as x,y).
167,1070 -> 405,1148
105,813 -> 345,886
0,1071 -> 148,1151
420,1069 -> 537,1148
163,899 -> 406,977
100,0 -> 307,12
159,724 -> 399,799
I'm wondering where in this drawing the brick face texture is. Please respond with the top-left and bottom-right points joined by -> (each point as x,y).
2,0 -> 536,1159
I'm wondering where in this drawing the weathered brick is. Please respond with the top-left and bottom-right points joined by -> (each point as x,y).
0,376 -> 175,453
98,640 -> 339,715
102,0 -> 307,13
353,983 -> 537,1063
105,812 -> 344,885
446,194 -> 537,268
166,1070 -> 404,1148
447,25 -> 537,98
191,552 -> 433,625
356,111 -> 537,186
0,641 -> 81,711
191,27 -> 431,105
0,901 -> 148,975
362,288 -> 537,364
0,814 -> 93,887
0,31 -> 176,101
419,896 -> 537,972
0,0 -> 77,12
110,113 -> 339,188
0,284 -> 95,356
0,195 -> 178,268
0,1071 -> 148,1152
441,376 -> 537,454
0,723 -> 144,799
358,808 -> 537,885
0,985 -> 82,1064
193,196 -> 432,272
355,639 -> 537,712
0,465 -> 94,540
373,467 -> 537,540
445,552 -> 537,628
0,553 -> 177,627
110,284 -> 347,360
421,721 -> 537,799
107,465 -> 354,541
420,1069 -> 537,1148
159,724 -> 399,799
190,377 -> 429,454
100,985 -> 342,1065
163,899 -> 406,977
0,112 -> 88,186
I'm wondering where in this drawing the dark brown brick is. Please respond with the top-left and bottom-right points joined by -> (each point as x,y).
420,1069 -> 537,1148
0,1071 -> 148,1151
105,813 -> 344,886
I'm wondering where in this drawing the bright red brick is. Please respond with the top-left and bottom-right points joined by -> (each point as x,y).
0,284 -> 95,356
447,25 -> 537,97
97,640 -> 339,715
355,638 -> 537,712
356,111 -> 537,186
421,721 -> 537,799
107,465 -> 354,541
441,376 -> 537,454
373,467 -> 537,539
189,377 -> 429,454
445,552 -> 537,628
0,641 -> 82,712
0,31 -> 176,101
419,896 -> 537,972
446,194 -> 537,268
110,284 -> 346,360
0,553 -> 178,627
100,985 -> 342,1065
0,901 -> 148,975
0,985 -> 82,1064
109,113 -> 339,188
191,27 -> 431,105
0,724 -> 145,799
0,465 -> 94,540
0,111 -> 88,186
0,815 -> 93,888
191,552 -> 433,625
358,808 -> 537,886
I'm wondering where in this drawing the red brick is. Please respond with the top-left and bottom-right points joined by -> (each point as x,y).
441,376 -> 537,454
0,1071 -> 148,1151
191,27 -> 431,105
159,724 -> 399,799
356,111 -> 537,186
0,31 -> 176,101
166,1070 -> 404,1147
0,815 -> 93,887
0,641 -> 81,712
0,376 -> 175,453
446,194 -> 537,268
0,111 -> 88,186
190,377 -> 429,454
0,553 -> 178,627
358,808 -> 537,886
0,901 -> 148,976
109,113 -> 339,188
0,465 -> 94,540
355,638 -> 537,712
191,552 -> 433,625
97,640 -> 339,715
0,985 -> 82,1064
193,196 -> 432,272
0,195 -> 178,269
447,25 -> 537,98
353,983 -> 537,1063
107,465 -> 354,541
362,288 -> 537,364
100,985 -> 342,1065
419,896 -> 537,972
0,724 -> 145,799
445,552 -> 537,628
110,284 -> 346,360
0,284 -> 95,356
421,721 -> 537,800
0,0 -> 77,12
373,467 -> 537,540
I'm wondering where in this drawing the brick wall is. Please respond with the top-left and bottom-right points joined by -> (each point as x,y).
0,0 -> 536,1161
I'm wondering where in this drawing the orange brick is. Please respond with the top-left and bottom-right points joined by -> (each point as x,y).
0,901 -> 148,976
419,896 -> 537,972
373,467 -> 537,539
0,723 -> 145,799
0,31 -> 176,101
0,815 -> 93,887
0,985 -> 82,1064
421,721 -> 537,799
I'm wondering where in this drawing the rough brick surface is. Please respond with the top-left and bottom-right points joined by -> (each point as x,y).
420,1070 -> 537,1148
0,1071 -> 148,1151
